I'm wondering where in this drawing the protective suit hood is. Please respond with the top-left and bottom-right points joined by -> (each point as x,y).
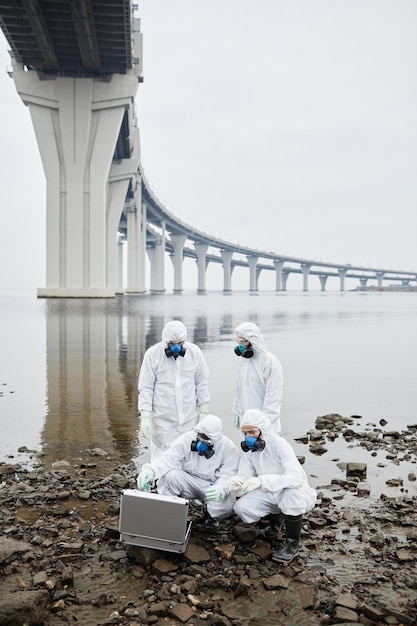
235,322 -> 267,354
162,320 -> 187,343
241,409 -> 274,440
195,414 -> 223,445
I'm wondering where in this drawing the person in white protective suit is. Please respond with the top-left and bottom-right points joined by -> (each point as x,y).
136,414 -> 240,531
232,321 -> 284,433
229,409 -> 317,563
138,320 -> 210,461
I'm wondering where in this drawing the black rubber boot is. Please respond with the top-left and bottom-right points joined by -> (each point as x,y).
271,515 -> 303,563
264,513 -> 284,539
202,509 -> 220,532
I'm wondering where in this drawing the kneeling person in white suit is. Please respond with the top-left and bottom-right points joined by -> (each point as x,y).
229,409 -> 317,563
137,415 -> 240,532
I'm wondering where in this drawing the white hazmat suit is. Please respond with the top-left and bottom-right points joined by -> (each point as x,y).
138,320 -> 210,461
232,322 -> 284,433
139,415 -> 240,521
231,409 -> 317,523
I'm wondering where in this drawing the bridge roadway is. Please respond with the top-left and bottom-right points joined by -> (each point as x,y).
124,169 -> 416,293
0,1 -> 415,295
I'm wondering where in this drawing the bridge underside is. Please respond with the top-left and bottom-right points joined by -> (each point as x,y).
0,0 -> 132,78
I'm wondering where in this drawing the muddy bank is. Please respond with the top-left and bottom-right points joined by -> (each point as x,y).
0,414 -> 416,626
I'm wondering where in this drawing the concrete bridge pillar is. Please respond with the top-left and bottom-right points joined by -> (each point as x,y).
170,234 -> 187,293
256,268 -> 262,291
359,277 -> 368,291
147,221 -> 166,292
319,275 -> 328,291
338,268 -> 348,292
274,260 -> 284,291
376,271 -> 384,289
116,237 -> 124,294
195,243 -> 209,293
282,270 -> 290,291
301,264 -> 311,291
247,255 -> 259,292
11,58 -> 141,297
125,191 -> 147,294
221,250 -> 234,293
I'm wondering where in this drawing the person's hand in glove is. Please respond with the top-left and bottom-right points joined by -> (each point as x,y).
241,476 -> 262,493
197,403 -> 209,422
137,464 -> 155,490
205,484 -> 224,501
228,476 -> 244,496
233,414 -> 240,429
139,410 -> 152,437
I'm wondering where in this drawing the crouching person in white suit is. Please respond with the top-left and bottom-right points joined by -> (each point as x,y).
137,415 -> 240,532
229,409 -> 317,563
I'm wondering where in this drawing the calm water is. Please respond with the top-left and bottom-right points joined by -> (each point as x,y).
1,289 -> 416,499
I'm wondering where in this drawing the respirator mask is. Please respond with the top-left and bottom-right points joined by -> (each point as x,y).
191,438 -> 215,459
241,434 -> 266,453
165,343 -> 186,359
234,343 -> 254,358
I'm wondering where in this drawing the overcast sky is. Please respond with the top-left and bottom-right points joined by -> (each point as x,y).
1,0 -> 416,291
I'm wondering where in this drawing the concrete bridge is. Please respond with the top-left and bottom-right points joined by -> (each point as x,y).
1,1 -> 415,296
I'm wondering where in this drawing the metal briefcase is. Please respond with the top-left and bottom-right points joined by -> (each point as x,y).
119,489 -> 192,553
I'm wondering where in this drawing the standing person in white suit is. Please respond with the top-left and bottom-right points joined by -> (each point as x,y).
232,321 -> 284,433
229,409 -> 317,563
138,320 -> 210,461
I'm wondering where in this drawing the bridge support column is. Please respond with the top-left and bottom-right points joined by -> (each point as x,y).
359,277 -> 368,291
282,270 -> 290,291
170,235 -> 187,293
338,268 -> 347,292
11,59 -> 140,297
301,264 -> 311,291
116,237 -> 124,294
319,275 -> 328,292
376,271 -> 384,289
125,192 -> 147,294
221,250 -> 234,293
147,221 -> 166,292
247,255 -> 259,292
195,243 -> 209,293
274,260 -> 284,291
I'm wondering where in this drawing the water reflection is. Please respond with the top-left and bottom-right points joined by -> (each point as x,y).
41,298 -> 144,464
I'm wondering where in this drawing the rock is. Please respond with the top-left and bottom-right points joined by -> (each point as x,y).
346,462 -> 367,478
333,605 -> 359,622
168,602 -> 195,622
0,537 -> 34,566
263,573 -> 289,589
184,542 -> 210,563
0,590 -> 49,625
214,543 -> 235,559
152,558 -> 178,574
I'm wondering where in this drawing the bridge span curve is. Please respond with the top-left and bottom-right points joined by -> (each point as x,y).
116,167 -> 417,294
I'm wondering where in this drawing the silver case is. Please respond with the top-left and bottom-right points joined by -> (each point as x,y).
119,489 -> 192,553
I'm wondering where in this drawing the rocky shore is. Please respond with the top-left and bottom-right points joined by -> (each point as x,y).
1,413 -> 416,626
